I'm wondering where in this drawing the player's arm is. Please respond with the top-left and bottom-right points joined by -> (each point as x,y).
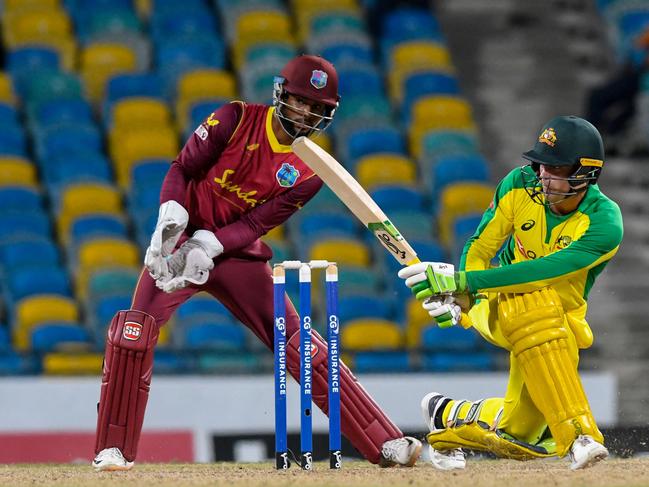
214,175 -> 323,252
465,203 -> 623,293
145,103 -> 242,281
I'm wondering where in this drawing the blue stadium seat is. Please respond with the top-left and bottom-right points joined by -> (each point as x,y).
0,187 -> 42,212
151,0 -> 210,12
88,268 -> 140,299
93,294 -> 133,331
7,48 -> 60,85
129,184 -> 162,212
9,266 -> 72,302
31,323 -> 91,352
337,68 -> 384,97
0,125 -> 27,157
76,8 -> 142,43
421,325 -> 480,352
70,215 -> 129,245
30,99 -> 94,128
176,297 -> 233,324
0,104 -> 19,126
154,349 -> 188,374
184,322 -> 247,351
0,239 -> 60,272
0,352 -> 40,375
131,160 -> 170,191
389,210 -> 434,241
188,100 -> 228,129
338,295 -> 393,322
1,211 -> 51,242
370,186 -> 426,212
104,73 -> 165,114
321,44 -> 374,67
431,155 -> 490,193
353,351 -> 410,373
346,127 -> 405,162
403,72 -> 460,122
422,352 -> 495,372
22,71 -> 83,109
421,130 -> 479,162
45,153 -> 112,188
0,326 -> 10,352
380,7 -> 444,60
36,124 -> 102,162
293,212 -> 358,242
151,11 -> 220,45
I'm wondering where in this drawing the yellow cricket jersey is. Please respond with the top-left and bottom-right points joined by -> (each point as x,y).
460,166 -> 623,333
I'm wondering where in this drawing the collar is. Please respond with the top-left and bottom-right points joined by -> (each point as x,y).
266,107 -> 293,153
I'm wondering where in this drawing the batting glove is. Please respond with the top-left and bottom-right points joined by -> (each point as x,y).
397,262 -> 468,300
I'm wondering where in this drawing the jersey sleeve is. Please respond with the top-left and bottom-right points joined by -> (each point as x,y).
159,102 -> 243,204
460,171 -> 516,272
214,175 -> 323,253
465,201 -> 623,293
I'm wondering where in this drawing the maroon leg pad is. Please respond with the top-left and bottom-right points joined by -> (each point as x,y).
286,329 -> 402,464
95,310 -> 158,462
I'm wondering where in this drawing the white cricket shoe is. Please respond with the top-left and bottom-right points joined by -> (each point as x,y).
92,447 -> 134,471
569,435 -> 608,470
379,437 -> 422,467
421,391 -> 466,470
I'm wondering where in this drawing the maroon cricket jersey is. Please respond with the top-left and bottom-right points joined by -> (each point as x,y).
161,102 -> 322,256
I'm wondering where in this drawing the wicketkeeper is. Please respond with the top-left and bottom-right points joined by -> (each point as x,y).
398,116 -> 623,471
92,55 -> 421,471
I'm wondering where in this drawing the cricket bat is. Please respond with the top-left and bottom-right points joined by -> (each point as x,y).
292,136 -> 420,266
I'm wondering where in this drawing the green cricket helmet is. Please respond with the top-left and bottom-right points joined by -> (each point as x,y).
521,115 -> 604,205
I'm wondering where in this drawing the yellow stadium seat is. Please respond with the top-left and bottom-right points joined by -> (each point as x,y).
412,96 -> 473,127
389,42 -> 452,100
0,158 -> 37,186
14,295 -> 79,350
4,0 -> 60,12
309,238 -> 371,266
111,97 -> 172,131
81,43 -> 137,101
3,9 -> 71,45
233,12 -> 295,68
405,297 -> 433,347
265,225 -> 285,241
355,154 -> 417,191
0,72 -> 16,105
43,352 -> 103,375
176,69 -> 236,126
311,132 -> 333,154
57,183 -> 122,239
341,318 -> 403,350
134,0 -> 151,17
78,238 -> 140,273
111,128 -> 179,188
410,125 -> 477,160
437,182 -> 494,245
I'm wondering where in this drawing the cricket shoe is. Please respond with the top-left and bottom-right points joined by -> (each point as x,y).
421,392 -> 466,470
569,435 -> 608,470
379,437 -> 422,467
92,447 -> 134,471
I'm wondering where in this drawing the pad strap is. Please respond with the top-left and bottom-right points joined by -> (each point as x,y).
95,310 -> 158,462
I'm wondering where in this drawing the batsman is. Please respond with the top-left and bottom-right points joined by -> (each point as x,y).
92,55 -> 421,471
398,116 -> 623,471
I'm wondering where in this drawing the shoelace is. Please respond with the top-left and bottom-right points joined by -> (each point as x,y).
382,439 -> 408,459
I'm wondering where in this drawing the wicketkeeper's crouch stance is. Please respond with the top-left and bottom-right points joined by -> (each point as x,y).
398,116 -> 623,471
92,55 -> 422,471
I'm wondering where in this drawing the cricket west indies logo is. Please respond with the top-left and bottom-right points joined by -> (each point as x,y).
276,163 -> 300,187
310,69 -> 328,89
123,322 -> 143,341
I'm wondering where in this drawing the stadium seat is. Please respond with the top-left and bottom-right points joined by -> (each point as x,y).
338,295 -> 393,322
77,8 -> 142,44
321,43 -> 373,68
437,183 -> 494,245
91,294 -> 133,334
57,183 -> 122,238
36,124 -> 102,162
291,212 -> 358,243
111,97 -> 172,130
104,73 -> 165,109
402,71 -> 460,121
341,318 -> 403,350
411,96 -> 473,129
430,154 -> 491,194
3,9 -> 72,47
0,125 -> 27,156
197,352 -> 261,373
333,95 -> 392,127
31,323 -> 91,352
337,68 -> 384,97
45,153 -> 112,189
22,71 -> 83,109
77,238 -> 140,275
1,211 -> 52,242
151,8 -> 219,44
346,126 -> 405,163
42,352 -> 103,375
0,239 -> 60,272
451,213 -> 483,262
0,186 -> 42,212
29,98 -> 94,128
80,42 -> 138,101
405,297 -> 433,347
7,47 -> 60,85
0,352 -> 40,374
421,323 -> 481,353
308,238 -> 371,267
0,73 -> 17,105
14,294 -> 79,349
353,351 -> 410,373
420,130 -> 479,163
183,322 -> 247,351
175,69 -> 237,124
131,160 -> 170,190
389,210 -> 435,241
370,186 -> 426,213
355,154 -> 417,190
0,158 -> 37,186
175,294 -> 234,325
422,352 -> 495,372
69,214 -> 129,245
87,267 -> 140,301
9,266 -> 72,302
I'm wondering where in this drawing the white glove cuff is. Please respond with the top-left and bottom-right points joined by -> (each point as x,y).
158,200 -> 189,227
192,230 -> 224,259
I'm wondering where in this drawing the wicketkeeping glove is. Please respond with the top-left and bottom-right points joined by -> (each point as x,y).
144,200 -> 189,280
156,230 -> 224,293
397,261 -> 468,300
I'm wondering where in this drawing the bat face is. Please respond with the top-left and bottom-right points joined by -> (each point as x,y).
292,136 -> 419,266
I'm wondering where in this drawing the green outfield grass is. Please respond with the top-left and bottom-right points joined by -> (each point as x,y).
1,458 -> 648,487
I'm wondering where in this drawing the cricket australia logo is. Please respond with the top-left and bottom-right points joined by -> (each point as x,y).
123,322 -> 142,341
539,127 -> 557,147
310,69 -> 328,89
276,163 -> 300,187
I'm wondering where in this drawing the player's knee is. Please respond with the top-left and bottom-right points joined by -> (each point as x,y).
498,288 -> 567,353
107,310 -> 159,350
